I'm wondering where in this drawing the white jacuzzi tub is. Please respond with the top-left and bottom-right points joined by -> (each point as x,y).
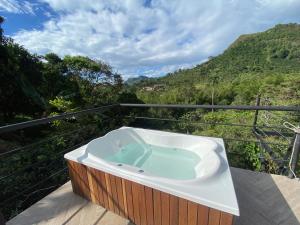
65,127 -> 239,216
86,127 -> 221,183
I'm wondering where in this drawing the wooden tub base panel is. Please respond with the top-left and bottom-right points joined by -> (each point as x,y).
67,160 -> 234,225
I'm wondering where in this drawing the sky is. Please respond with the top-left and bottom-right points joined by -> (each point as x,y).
1,0 -> 300,79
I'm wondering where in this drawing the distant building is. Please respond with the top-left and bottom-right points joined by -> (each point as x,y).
142,84 -> 165,91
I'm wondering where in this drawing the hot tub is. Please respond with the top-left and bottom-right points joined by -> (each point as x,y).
65,127 -> 239,225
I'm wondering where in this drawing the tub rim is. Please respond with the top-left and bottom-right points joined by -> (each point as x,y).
64,127 -> 240,216
85,127 -> 222,183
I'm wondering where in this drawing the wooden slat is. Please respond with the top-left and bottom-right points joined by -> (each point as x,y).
115,177 -> 126,218
98,171 -> 109,209
121,179 -> 128,218
104,173 -> 114,212
93,169 -> 104,206
71,161 -> 84,197
67,161 -> 80,195
208,208 -> 221,225
86,168 -> 99,204
124,179 -> 135,222
68,160 -> 90,200
109,174 -> 120,215
188,201 -> 198,225
220,212 -> 233,225
153,189 -> 162,225
197,204 -> 209,225
170,195 -> 179,225
77,163 -> 91,200
144,186 -> 154,225
138,184 -> 147,225
75,162 -> 85,197
161,192 -> 170,225
179,198 -> 188,225
131,182 -> 141,225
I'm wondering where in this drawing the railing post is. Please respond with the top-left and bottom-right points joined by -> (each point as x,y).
253,94 -> 261,130
252,94 -> 266,170
288,131 -> 300,179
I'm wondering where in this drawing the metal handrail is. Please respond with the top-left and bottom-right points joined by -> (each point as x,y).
0,104 -> 118,134
120,103 -> 300,111
130,116 -> 293,130
1,103 -> 299,134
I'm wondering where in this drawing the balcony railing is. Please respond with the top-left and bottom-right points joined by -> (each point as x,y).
0,103 -> 299,220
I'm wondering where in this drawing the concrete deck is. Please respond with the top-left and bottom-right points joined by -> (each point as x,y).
7,168 -> 300,225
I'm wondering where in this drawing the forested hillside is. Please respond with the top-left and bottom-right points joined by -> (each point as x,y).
135,24 -> 300,106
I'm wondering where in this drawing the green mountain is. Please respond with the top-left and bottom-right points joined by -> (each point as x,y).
193,23 -> 300,78
135,23 -> 300,105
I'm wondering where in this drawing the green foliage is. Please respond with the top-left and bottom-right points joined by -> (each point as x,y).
49,97 -> 73,112
63,55 -> 114,83
0,17 -> 46,119
244,143 -> 262,171
0,17 -> 127,123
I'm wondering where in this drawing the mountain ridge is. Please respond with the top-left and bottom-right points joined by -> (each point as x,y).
133,23 -> 300,89
133,23 -> 300,106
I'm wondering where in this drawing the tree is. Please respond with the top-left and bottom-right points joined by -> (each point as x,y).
42,53 -> 80,102
63,56 -> 113,83
62,55 -> 123,106
0,18 -> 46,120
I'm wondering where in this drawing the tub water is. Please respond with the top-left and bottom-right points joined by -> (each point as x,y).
105,143 -> 200,179
85,126 -> 221,182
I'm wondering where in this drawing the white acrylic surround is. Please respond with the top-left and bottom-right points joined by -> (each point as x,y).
65,127 -> 239,216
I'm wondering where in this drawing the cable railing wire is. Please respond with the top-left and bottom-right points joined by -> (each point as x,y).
0,114 -> 113,159
0,167 -> 68,208
129,116 -> 291,146
130,116 -> 294,131
0,127 -> 86,158
128,124 -> 289,147
227,151 -> 289,163
0,135 -> 98,181
0,104 -> 118,134
223,137 -> 289,146
20,184 -> 61,207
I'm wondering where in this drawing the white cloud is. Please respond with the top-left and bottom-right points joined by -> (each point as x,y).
0,0 -> 35,14
12,0 -> 300,78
